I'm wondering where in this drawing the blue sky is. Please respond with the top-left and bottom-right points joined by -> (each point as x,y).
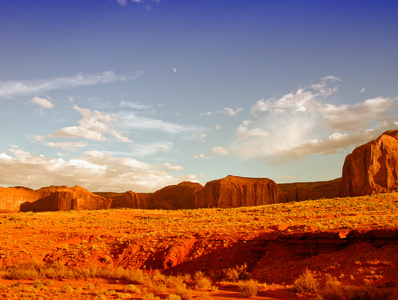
1,0 -> 397,192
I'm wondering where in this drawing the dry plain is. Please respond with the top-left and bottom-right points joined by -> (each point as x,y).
0,192 -> 397,299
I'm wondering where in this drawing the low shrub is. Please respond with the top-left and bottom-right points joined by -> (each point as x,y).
344,284 -> 394,300
175,284 -> 193,300
239,280 -> 259,298
294,269 -> 319,294
166,294 -> 182,300
317,276 -> 344,300
124,284 -> 141,293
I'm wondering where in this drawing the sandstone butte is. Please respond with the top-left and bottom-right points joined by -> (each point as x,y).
340,129 -> 398,197
1,129 -> 398,212
0,185 -> 111,213
195,175 -> 278,208
109,191 -> 150,209
149,181 -> 203,209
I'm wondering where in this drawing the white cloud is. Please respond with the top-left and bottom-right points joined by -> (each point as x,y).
193,154 -> 213,160
212,146 -> 229,156
310,75 -> 341,97
117,0 -> 127,6
322,97 -> 396,131
37,105 -> 134,143
200,111 -> 212,116
118,111 -> 204,135
0,70 -> 143,98
197,133 -> 207,143
44,141 -> 87,151
360,88 -> 366,93
220,107 -> 243,116
173,68 -> 177,73
236,120 -> 270,139
130,141 -> 173,157
228,77 -> 398,163
0,148 -> 195,192
31,96 -> 53,109
120,101 -> 154,111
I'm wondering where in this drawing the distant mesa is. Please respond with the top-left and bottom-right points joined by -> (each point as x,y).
150,181 -> 203,209
109,191 -> 150,209
1,129 -> 398,212
278,178 -> 341,203
195,175 -> 279,208
340,130 -> 398,197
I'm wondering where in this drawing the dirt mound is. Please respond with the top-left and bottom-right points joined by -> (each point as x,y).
340,130 -> 398,197
195,175 -> 278,208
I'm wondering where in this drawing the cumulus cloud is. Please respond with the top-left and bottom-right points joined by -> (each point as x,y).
251,76 -> 340,116
31,96 -> 54,109
229,76 -> 398,163
321,97 -> 396,131
36,104 -> 134,143
220,107 -> 244,116
0,148 -> 195,192
236,120 -> 270,139
0,70 -> 143,98
200,111 -> 212,116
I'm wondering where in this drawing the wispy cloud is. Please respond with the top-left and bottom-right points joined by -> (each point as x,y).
44,141 -> 87,151
0,70 -> 143,98
219,107 -> 244,116
31,96 -> 54,109
35,104 -> 134,144
118,111 -> 204,136
0,148 -> 195,192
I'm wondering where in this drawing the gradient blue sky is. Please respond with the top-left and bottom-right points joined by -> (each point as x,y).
1,0 -> 397,192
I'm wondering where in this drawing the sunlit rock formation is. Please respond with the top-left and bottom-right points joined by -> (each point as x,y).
195,175 -> 278,208
340,130 -> 398,197
149,181 -> 203,209
110,191 -> 150,209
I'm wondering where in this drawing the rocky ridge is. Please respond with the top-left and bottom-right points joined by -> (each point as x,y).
1,130 -> 398,212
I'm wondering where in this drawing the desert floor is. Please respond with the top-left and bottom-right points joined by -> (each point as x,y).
0,192 -> 397,299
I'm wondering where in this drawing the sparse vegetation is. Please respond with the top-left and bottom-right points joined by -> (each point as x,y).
239,280 -> 259,298
294,269 -> 319,294
0,193 -> 396,298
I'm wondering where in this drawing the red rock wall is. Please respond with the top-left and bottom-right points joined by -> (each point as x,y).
195,175 -> 278,208
340,130 -> 398,197
110,191 -> 150,209
149,181 -> 203,209
278,178 -> 341,202
0,187 -> 41,213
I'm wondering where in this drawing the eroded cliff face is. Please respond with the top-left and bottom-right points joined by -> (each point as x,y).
149,182 -> 203,209
278,178 -> 341,202
195,175 -> 278,208
13,186 -> 111,212
340,130 -> 398,197
0,187 -> 41,213
110,191 -> 150,209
